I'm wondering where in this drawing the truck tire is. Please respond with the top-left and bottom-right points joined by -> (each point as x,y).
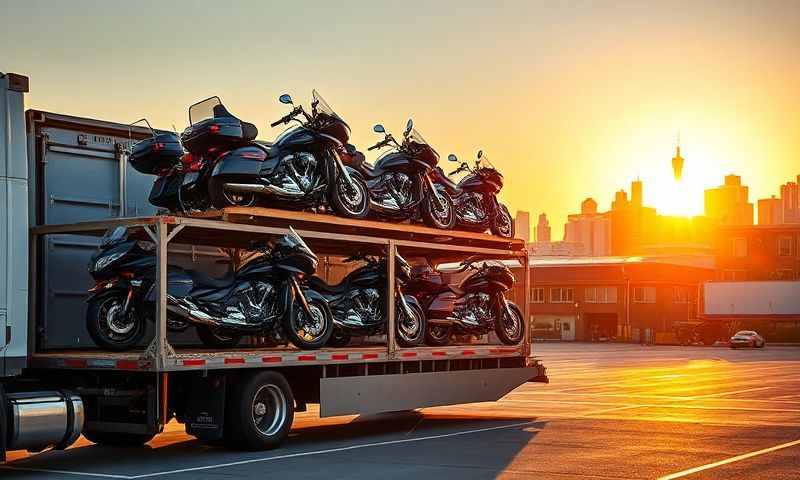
226,371 -> 294,451
82,430 -> 155,447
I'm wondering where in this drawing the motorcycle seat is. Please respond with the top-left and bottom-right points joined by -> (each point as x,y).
447,284 -> 466,296
254,141 -> 278,158
188,268 -> 237,289
308,275 -> 351,294
344,145 -> 382,179
242,121 -> 258,141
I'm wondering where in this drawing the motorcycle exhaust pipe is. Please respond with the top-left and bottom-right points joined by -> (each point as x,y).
224,182 -> 306,198
427,317 -> 457,326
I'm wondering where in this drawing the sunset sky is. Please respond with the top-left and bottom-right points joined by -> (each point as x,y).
2,0 -> 799,237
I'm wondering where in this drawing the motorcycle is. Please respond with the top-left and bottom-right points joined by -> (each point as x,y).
127,119 -> 211,213
345,120 -> 455,229
85,226 -> 333,351
405,257 -> 524,346
189,91 -> 370,219
307,252 -> 426,348
434,151 -> 514,238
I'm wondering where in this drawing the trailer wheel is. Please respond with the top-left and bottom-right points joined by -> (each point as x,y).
226,371 -> 294,451
82,430 -> 155,447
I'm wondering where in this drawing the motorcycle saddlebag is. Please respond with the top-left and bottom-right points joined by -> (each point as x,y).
181,116 -> 244,153
129,132 -> 184,174
148,172 -> 183,208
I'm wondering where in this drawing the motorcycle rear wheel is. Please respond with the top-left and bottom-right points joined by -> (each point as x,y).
327,329 -> 352,348
425,325 -> 451,346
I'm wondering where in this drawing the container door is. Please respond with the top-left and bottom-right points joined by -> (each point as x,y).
560,317 -> 576,341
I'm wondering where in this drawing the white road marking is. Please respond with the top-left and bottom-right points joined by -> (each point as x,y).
0,465 -> 129,479
657,438 -> 800,480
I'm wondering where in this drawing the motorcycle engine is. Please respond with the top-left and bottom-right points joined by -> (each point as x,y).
274,152 -> 317,194
344,288 -> 382,326
229,281 -> 276,324
375,173 -> 412,210
457,292 -> 491,327
460,192 -> 487,223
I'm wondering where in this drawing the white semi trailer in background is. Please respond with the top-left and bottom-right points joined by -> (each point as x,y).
0,72 -> 546,460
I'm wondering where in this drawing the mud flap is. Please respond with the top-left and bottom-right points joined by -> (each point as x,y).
185,374 -> 227,442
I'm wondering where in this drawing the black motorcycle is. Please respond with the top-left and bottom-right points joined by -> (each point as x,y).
433,151 -> 514,238
186,91 -> 370,219
86,226 -> 333,351
307,252 -> 426,348
345,120 -> 455,229
405,257 -> 524,346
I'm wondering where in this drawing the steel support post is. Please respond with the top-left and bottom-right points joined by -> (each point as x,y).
386,240 -> 397,360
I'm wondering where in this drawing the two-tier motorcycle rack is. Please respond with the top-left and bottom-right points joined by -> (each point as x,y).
30,207 -> 537,376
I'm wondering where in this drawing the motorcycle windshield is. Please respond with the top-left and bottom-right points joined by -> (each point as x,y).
477,151 -> 497,170
285,227 -> 315,259
408,128 -> 438,156
188,96 -> 223,125
100,226 -> 129,248
312,90 -> 343,122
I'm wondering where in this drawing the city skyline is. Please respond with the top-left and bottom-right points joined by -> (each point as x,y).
2,0 -> 799,228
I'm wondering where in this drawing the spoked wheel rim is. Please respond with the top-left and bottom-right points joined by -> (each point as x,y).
428,193 -> 454,228
397,305 -> 423,344
98,297 -> 138,342
291,301 -> 327,343
337,176 -> 368,216
502,307 -> 522,340
251,384 -> 288,437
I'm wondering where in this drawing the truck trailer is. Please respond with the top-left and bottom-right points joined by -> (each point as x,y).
0,72 -> 547,459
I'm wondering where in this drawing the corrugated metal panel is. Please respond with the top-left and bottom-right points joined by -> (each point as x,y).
29,112 -> 227,349
704,281 -> 800,316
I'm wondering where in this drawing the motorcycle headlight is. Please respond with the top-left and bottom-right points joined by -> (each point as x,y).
93,252 -> 125,272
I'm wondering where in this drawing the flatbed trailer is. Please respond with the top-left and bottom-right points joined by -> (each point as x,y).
1,71 -> 546,459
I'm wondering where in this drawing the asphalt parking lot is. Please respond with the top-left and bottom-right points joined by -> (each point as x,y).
3,343 -> 800,479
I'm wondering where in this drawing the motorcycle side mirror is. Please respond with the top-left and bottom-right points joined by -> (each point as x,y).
404,118 -> 413,135
447,154 -> 458,163
373,124 -> 385,134
279,94 -> 293,105
477,150 -> 483,159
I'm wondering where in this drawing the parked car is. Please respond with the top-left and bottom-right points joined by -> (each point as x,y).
729,330 -> 765,348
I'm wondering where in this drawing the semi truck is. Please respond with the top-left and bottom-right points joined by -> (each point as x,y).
0,72 -> 547,460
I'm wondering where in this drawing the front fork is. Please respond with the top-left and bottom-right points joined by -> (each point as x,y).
424,175 -> 447,211
395,285 -> 415,321
289,275 -> 314,317
330,150 -> 356,190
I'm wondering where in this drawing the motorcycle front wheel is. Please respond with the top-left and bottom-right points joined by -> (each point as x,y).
490,204 -> 514,238
422,188 -> 455,230
330,172 -> 370,219
396,300 -> 426,347
285,298 -> 334,350
86,290 -> 147,351
495,302 -> 524,345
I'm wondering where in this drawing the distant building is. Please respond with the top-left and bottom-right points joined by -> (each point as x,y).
564,197 -> 612,256
781,176 -> 799,223
671,144 -> 685,181
631,178 -> 643,207
713,224 -> 800,281
704,174 -> 754,225
535,213 -> 551,242
514,210 -> 531,243
758,196 -> 783,225
528,241 -> 587,257
514,256 -> 715,343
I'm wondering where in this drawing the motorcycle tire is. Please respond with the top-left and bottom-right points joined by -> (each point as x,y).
284,298 -> 334,350
196,325 -> 243,349
422,188 -> 456,230
330,172 -> 370,219
86,290 -> 147,351
495,302 -> 524,345
327,329 -> 352,348
490,204 -> 514,238
396,301 -> 426,347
